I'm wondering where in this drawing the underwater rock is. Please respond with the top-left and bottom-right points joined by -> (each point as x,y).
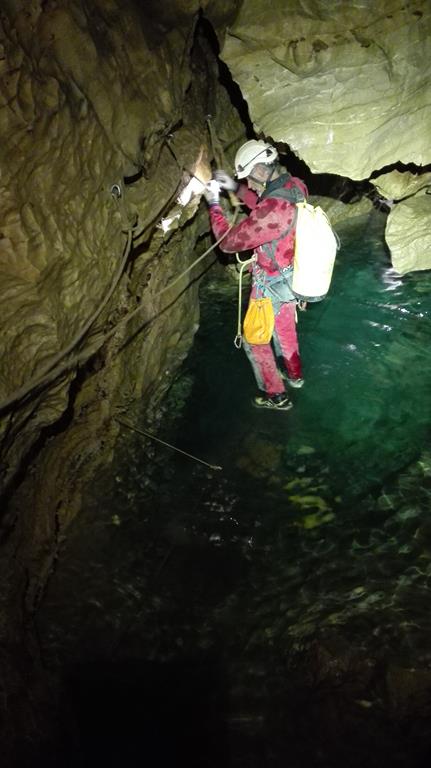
386,665 -> 431,715
236,437 -> 283,478
296,445 -> 316,456
294,511 -> 335,529
288,494 -> 331,512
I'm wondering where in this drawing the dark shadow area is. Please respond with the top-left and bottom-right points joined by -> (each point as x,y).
197,14 -> 254,140
0,365 -> 87,529
370,160 -> 431,180
57,655 -> 230,768
273,141 -> 378,202
46,652 -> 431,768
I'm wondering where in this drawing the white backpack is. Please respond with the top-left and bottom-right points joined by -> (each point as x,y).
263,185 -> 339,302
292,201 -> 339,301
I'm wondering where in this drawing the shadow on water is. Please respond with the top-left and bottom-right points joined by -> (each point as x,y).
37,210 -> 431,767
59,655 -> 230,768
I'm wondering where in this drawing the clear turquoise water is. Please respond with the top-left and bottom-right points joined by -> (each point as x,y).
38,210 -> 431,767
184,212 -> 431,502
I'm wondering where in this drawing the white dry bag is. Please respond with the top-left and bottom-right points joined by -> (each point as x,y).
292,202 -> 339,302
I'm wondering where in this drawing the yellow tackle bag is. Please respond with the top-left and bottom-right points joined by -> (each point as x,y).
243,297 -> 274,345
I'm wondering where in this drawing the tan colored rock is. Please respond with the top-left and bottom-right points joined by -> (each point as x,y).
0,3 -> 184,466
373,170 -> 431,202
385,193 -> 431,274
221,0 -> 431,180
310,196 -> 374,227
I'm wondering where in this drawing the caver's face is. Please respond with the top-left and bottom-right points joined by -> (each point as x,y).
246,163 -> 271,195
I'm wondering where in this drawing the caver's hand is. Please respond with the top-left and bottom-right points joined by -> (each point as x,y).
203,179 -> 221,205
213,170 -> 238,193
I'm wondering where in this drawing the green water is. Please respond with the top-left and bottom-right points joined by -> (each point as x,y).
38,211 -> 431,767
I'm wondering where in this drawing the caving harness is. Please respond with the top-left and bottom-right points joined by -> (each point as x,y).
234,174 -> 339,347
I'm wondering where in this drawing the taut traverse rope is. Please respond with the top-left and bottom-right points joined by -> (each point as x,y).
0,193 -> 239,415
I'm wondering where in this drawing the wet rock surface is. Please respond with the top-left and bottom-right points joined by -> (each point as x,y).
386,193 -> 431,275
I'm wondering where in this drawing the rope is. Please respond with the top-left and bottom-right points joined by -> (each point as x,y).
0,225 -> 134,415
93,206 -> 240,348
234,253 -> 256,348
205,117 -> 251,348
206,116 -> 241,209
0,199 -> 239,415
116,418 -> 222,471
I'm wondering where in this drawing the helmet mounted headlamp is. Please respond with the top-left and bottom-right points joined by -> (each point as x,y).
234,140 -> 278,179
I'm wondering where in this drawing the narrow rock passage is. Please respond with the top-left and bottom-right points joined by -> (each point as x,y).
38,210 -> 431,767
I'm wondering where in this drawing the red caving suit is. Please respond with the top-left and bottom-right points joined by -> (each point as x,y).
209,173 -> 308,396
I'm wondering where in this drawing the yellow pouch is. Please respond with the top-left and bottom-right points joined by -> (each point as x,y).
243,297 -> 274,345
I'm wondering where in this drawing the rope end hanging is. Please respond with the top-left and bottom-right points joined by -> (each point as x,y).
116,418 -> 223,472
234,253 -> 255,349
228,191 -> 242,209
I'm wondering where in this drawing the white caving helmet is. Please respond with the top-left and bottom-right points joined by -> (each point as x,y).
234,139 -> 278,179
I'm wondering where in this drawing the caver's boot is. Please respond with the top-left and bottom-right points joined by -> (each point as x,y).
253,392 -> 293,411
281,371 -> 304,388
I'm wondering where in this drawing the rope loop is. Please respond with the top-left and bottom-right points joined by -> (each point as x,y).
234,253 -> 256,348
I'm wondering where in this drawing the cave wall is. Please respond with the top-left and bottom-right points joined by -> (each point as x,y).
1,0 -> 195,491
221,0 -> 430,179
220,0 -> 431,273
0,0 -> 243,500
0,2 -> 244,763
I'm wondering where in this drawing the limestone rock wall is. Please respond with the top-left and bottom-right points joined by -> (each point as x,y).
0,0 -> 245,551
221,0 -> 430,179
0,3 -> 244,761
373,170 -> 431,274
0,0 -> 239,494
385,191 -> 431,274
221,0 -> 431,272
0,0 -> 182,491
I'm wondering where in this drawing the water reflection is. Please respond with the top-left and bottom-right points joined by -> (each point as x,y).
381,266 -> 404,291
37,212 -> 431,767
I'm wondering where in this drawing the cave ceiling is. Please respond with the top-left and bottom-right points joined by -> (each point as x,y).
221,0 -> 431,274
221,0 -> 430,181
